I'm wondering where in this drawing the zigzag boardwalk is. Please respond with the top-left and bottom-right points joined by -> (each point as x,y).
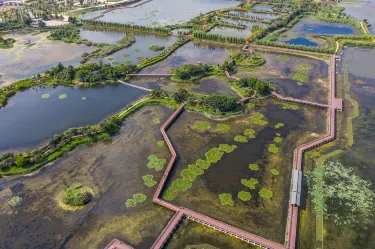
117,80 -> 152,91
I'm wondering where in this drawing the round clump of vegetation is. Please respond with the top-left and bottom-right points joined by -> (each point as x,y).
59,94 -> 67,100
271,169 -> 280,176
152,118 -> 161,124
193,121 -> 211,131
63,186 -> 92,207
234,135 -> 248,143
205,148 -> 224,163
42,94 -> 50,99
244,128 -> 256,138
218,144 -> 237,153
156,141 -> 165,147
238,191 -> 252,201
250,112 -> 268,126
274,137 -> 283,143
123,54 -> 130,57
142,174 -> 157,187
219,193 -> 234,206
281,102 -> 299,110
249,164 -> 259,171
241,178 -> 258,190
215,124 -> 231,132
125,193 -> 147,208
274,123 -> 284,129
8,196 -> 22,207
268,144 -> 279,153
196,159 -> 211,170
147,154 -> 166,171
259,188 -> 273,199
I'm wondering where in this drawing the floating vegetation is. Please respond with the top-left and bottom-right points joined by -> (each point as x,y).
277,55 -> 290,61
196,159 -> 211,170
147,155 -> 166,171
205,148 -> 224,163
107,57 -> 114,61
181,164 -> 204,182
274,123 -> 284,129
276,133 -> 281,136
156,140 -> 165,147
271,169 -> 280,176
268,144 -> 279,153
238,191 -> 252,201
259,188 -> 273,199
112,62 -> 119,65
81,97 -> 86,100
123,54 -> 130,57
250,112 -> 268,125
281,102 -> 299,110
8,196 -> 22,207
137,56 -> 144,61
164,178 -> 193,201
274,137 -> 283,143
42,94 -> 50,99
193,121 -> 211,131
244,128 -> 256,138
218,144 -> 237,153
152,118 -> 161,124
59,94 -> 67,100
134,49 -> 140,52
293,72 -> 308,82
125,193 -> 147,207
234,135 -> 248,143
219,193 -> 234,206
241,178 -> 258,190
142,175 -> 157,187
297,82 -> 303,86
249,164 -> 259,171
63,186 -> 92,206
124,60 -> 131,65
215,124 -> 231,132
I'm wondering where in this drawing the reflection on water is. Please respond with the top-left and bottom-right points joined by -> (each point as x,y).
0,84 -> 146,151
0,33 -> 93,85
83,0 -> 240,26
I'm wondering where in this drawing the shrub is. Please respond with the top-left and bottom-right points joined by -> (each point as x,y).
63,186 -> 91,206
249,164 -> 259,170
271,169 -> 279,175
142,175 -> 157,187
125,199 -> 136,207
241,178 -> 258,189
234,135 -> 248,143
268,144 -> 279,153
238,191 -> 252,201
259,188 -> 273,199
219,193 -> 234,206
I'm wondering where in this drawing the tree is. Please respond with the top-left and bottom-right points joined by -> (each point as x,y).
38,20 -> 46,28
173,89 -> 188,103
15,154 -> 26,167
68,16 -> 77,24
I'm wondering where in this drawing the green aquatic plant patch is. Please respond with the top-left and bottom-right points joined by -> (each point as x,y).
271,169 -> 280,176
82,97 -> 86,100
59,94 -> 67,100
134,49 -> 140,52
156,141 -> 165,147
152,118 -> 161,124
125,193 -> 147,207
281,102 -> 299,110
219,193 -> 234,206
244,128 -> 256,138
277,55 -> 290,61
249,164 -> 259,170
241,178 -> 258,190
125,199 -> 136,207
274,123 -> 284,129
107,57 -> 114,61
259,188 -> 273,199
147,155 -> 166,171
205,148 -> 224,163
137,56 -> 144,61
268,144 -> 279,153
42,94 -> 50,99
196,159 -> 211,170
8,196 -> 22,207
163,178 -> 193,201
215,124 -> 231,132
142,175 -> 157,187
123,54 -> 130,57
293,72 -> 308,82
274,137 -> 283,143
181,164 -> 204,182
238,191 -> 252,201
234,135 -> 248,143
249,112 -> 268,125
218,144 -> 237,153
193,121 -> 211,131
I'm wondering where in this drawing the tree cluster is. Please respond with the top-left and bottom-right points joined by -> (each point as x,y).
193,31 -> 245,44
172,63 -> 214,80
237,76 -> 272,95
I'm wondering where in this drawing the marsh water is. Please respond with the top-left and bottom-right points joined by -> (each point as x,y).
0,105 -> 174,249
340,0 -> 375,35
162,99 -> 327,243
0,32 -> 93,85
0,84 -> 146,152
82,0 -> 240,26
80,28 -> 177,65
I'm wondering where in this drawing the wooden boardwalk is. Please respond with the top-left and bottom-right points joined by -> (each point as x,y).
118,80 -> 152,91
127,74 -> 175,77
271,92 -> 329,108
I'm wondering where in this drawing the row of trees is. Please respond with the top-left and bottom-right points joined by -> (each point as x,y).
193,31 -> 245,44
81,19 -> 171,35
256,39 -> 335,54
236,76 -> 273,95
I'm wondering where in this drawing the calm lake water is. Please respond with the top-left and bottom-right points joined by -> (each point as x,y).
228,10 -> 279,20
285,37 -> 318,47
82,0 -> 240,26
340,0 -> 375,35
0,84 -> 146,151
81,28 -> 177,65
252,4 -> 273,12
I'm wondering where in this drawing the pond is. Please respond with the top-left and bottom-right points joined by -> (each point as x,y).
0,84 -> 147,152
252,4 -> 274,12
285,37 -> 318,47
227,10 -> 279,20
162,99 -> 327,244
0,32 -> 93,86
82,0 -> 240,26
0,105 -> 175,249
212,17 -> 268,38
340,0 -> 375,35
80,28 -> 177,65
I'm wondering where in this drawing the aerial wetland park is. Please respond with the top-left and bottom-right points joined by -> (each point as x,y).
0,0 -> 375,248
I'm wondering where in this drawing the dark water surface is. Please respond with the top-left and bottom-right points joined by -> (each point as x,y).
285,38 -> 318,47
0,84 -> 146,151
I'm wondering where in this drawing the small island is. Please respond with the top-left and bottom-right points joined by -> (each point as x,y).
149,45 -> 165,51
171,63 -> 216,82
63,185 -> 93,207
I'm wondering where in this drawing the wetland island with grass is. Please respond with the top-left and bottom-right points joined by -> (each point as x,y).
1,0 -> 375,249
